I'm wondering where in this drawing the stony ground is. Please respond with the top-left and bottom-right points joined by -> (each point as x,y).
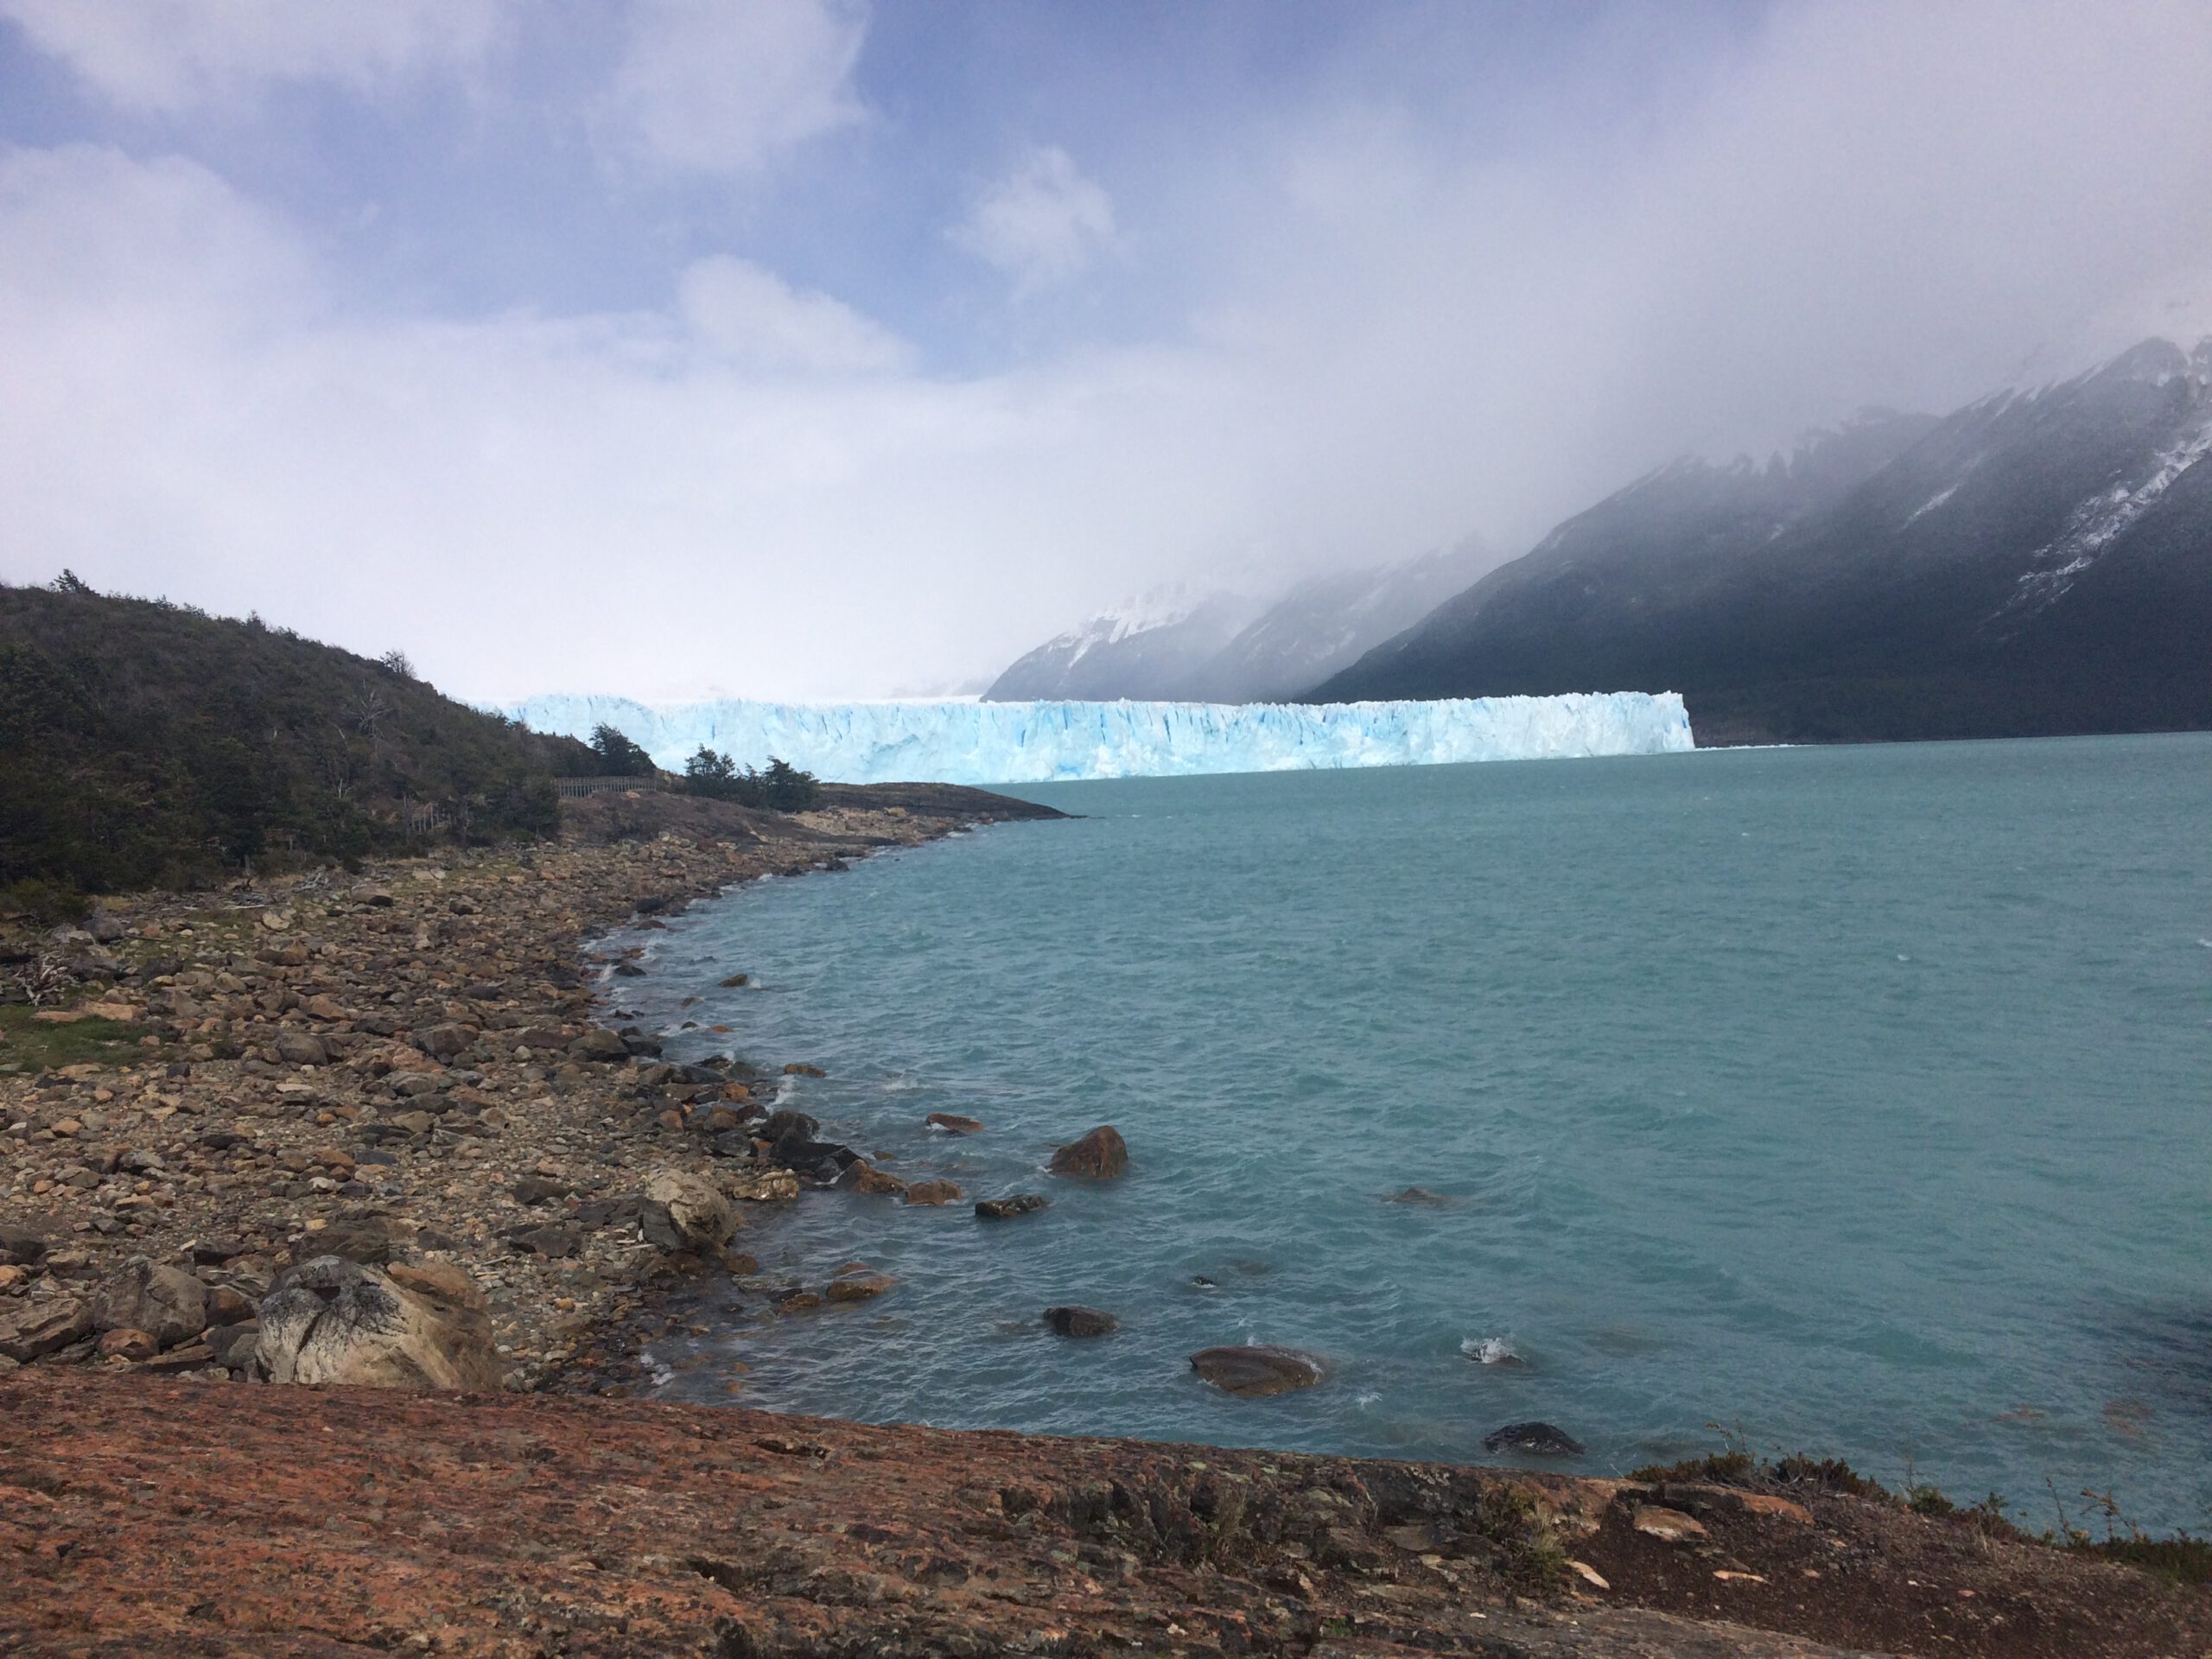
0,785 -> 1058,1395
8,1372 -> 2209,1658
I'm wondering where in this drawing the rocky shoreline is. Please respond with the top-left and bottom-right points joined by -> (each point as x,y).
6,784 -> 2209,1656
1,784 -> 1062,1397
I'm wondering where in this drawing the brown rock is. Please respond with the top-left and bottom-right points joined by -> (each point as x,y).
92,1255 -> 208,1351
1632,1506 -> 1710,1543
97,1327 -> 159,1362
824,1269 -> 894,1303
925,1112 -> 984,1135
1048,1124 -> 1128,1179
0,1298 -> 94,1363
726,1168 -> 800,1203
274,1031 -> 329,1067
1189,1344 -> 1326,1397
256,1256 -> 499,1391
901,1179 -> 963,1206
206,1287 -> 256,1326
975,1193 -> 1049,1221
837,1160 -> 908,1197
417,1024 -> 476,1062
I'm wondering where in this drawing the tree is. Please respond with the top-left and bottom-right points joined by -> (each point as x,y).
51,569 -> 97,596
683,746 -> 739,798
377,649 -> 416,680
762,756 -> 821,811
588,723 -> 655,777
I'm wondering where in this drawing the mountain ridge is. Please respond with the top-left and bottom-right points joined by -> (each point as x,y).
1313,337 -> 2212,743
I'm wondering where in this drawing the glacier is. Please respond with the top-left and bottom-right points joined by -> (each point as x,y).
505,691 -> 1695,786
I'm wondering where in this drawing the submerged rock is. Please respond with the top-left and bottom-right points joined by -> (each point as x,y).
925,1112 -> 984,1135
1383,1185 -> 1452,1207
1048,1124 -> 1128,1179
1483,1421 -> 1586,1457
825,1268 -> 894,1303
975,1193 -> 1049,1221
902,1179 -> 963,1206
256,1257 -> 499,1391
1043,1306 -> 1118,1338
1189,1344 -> 1326,1397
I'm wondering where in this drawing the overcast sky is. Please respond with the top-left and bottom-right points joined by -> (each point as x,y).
3,1 -> 2209,702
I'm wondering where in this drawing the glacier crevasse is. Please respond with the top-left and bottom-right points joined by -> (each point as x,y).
505,692 -> 1695,785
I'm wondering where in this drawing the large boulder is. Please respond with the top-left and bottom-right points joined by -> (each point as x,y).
0,1298 -> 93,1363
1048,1125 -> 1128,1180
274,1031 -> 329,1066
1189,1344 -> 1327,1397
256,1257 -> 499,1391
639,1168 -> 737,1253
92,1255 -> 207,1351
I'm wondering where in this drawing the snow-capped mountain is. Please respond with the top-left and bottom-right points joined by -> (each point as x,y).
1316,337 -> 2212,744
982,584 -> 1262,702
984,545 -> 1495,703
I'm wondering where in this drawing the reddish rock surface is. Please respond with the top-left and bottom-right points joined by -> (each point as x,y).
4,1372 -> 2207,1658
1047,1123 -> 1128,1180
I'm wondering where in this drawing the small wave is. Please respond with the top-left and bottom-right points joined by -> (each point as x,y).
1355,1389 -> 1381,1408
1461,1334 -> 1523,1366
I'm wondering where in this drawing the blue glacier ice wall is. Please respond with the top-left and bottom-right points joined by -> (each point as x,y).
505,692 -> 1694,785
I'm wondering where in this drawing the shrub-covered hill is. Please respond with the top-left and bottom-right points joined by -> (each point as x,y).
1,578 -> 594,901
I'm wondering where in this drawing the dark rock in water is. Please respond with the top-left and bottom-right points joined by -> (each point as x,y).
975,1193 -> 1049,1221
612,962 -> 646,977
1048,1124 -> 1128,1179
1190,1275 -> 1217,1290
775,1135 -> 855,1179
1384,1185 -> 1452,1207
718,973 -> 750,988
834,1159 -> 907,1197
761,1109 -> 819,1145
1190,1344 -> 1326,1397
925,1112 -> 984,1135
1482,1421 -> 1585,1457
1043,1306 -> 1118,1338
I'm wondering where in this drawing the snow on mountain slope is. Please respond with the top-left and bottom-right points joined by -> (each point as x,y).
984,547 -> 1497,704
982,585 -> 1262,702
506,692 -> 1694,785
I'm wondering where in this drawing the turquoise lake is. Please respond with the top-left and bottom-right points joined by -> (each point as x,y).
619,734 -> 2212,1533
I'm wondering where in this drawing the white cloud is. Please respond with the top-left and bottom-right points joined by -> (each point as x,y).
3,3 -> 2211,707
0,0 -> 506,111
953,145 -> 1120,291
602,0 -> 867,177
677,255 -> 909,374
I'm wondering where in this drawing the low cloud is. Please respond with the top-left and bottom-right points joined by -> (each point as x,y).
677,256 -> 911,374
952,146 -> 1120,292
601,0 -> 868,178
0,0 -> 506,111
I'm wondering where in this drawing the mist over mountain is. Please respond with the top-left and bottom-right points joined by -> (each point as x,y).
1314,339 -> 2212,744
983,544 -> 1492,703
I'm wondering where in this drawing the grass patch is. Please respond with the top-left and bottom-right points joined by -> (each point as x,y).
1630,1449 -> 1757,1485
0,1003 -> 156,1074
2079,1535 -> 2212,1588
